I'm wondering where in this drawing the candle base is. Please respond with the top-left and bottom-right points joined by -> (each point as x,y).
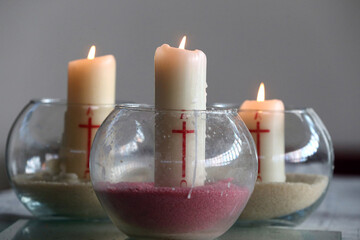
90,104 -> 258,239
13,173 -> 107,219
237,107 -> 334,226
6,99 -> 118,219
237,173 -> 328,226
95,180 -> 249,240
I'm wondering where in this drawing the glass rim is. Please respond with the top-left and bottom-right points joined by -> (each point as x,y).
28,99 -> 313,113
116,103 -> 313,113
29,98 -> 123,107
213,103 -> 313,113
115,103 -> 237,113
238,107 -> 313,114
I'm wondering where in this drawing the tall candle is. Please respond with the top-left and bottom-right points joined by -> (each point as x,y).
154,36 -> 207,187
62,46 -> 116,179
239,83 -> 285,183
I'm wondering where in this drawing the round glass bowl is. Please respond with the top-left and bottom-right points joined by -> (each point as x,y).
6,98 -> 116,219
90,104 -> 258,240
236,107 -> 334,226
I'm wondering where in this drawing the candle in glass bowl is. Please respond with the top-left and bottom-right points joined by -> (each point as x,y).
62,45 -> 116,179
239,83 -> 285,183
154,36 -> 207,187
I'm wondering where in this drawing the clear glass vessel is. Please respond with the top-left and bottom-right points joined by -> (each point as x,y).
6,98 -> 116,219
236,107 -> 334,226
90,104 -> 258,240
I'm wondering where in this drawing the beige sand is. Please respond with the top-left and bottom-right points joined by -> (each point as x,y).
239,173 -> 328,220
13,173 -> 106,218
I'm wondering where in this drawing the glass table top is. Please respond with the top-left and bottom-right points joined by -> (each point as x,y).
0,219 -> 341,240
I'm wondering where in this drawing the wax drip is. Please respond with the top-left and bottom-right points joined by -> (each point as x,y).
188,111 -> 198,199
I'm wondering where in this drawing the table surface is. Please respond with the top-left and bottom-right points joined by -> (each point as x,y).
0,175 -> 359,240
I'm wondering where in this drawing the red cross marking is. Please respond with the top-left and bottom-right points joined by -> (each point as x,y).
172,121 -> 195,180
78,107 -> 100,177
249,121 -> 270,181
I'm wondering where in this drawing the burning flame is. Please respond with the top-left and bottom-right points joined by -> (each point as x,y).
179,36 -> 186,49
87,45 -> 96,60
257,82 -> 265,102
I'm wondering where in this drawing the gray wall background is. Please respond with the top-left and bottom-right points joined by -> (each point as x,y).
0,0 -> 359,189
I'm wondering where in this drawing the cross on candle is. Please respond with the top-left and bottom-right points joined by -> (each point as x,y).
249,120 -> 270,181
78,107 -> 100,177
172,121 -> 195,185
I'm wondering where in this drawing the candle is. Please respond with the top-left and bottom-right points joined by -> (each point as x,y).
67,46 -> 116,105
239,83 -> 285,183
61,46 -> 116,179
154,36 -> 207,187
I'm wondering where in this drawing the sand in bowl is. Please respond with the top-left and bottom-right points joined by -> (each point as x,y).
95,180 -> 250,239
13,172 -> 106,219
239,173 -> 328,220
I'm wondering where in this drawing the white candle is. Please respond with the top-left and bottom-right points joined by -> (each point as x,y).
62,46 -> 116,179
239,83 -> 285,183
67,46 -> 116,105
154,36 -> 207,187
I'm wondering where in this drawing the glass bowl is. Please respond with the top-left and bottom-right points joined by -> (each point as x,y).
90,104 -> 258,240
237,107 -> 334,226
6,98 -> 116,219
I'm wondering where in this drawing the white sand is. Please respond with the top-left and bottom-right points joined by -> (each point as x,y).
239,173 -> 328,220
13,173 -> 106,219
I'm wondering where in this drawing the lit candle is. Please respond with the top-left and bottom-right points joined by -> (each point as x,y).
67,46 -> 116,105
239,83 -> 285,183
154,36 -> 207,187
61,46 -> 116,179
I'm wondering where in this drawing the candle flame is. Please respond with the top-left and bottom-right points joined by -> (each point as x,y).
179,36 -> 186,49
87,45 -> 96,60
257,82 -> 265,102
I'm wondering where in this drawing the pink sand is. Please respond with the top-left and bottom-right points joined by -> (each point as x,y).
95,180 -> 249,234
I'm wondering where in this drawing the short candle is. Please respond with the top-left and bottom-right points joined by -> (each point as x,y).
239,83 -> 285,182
